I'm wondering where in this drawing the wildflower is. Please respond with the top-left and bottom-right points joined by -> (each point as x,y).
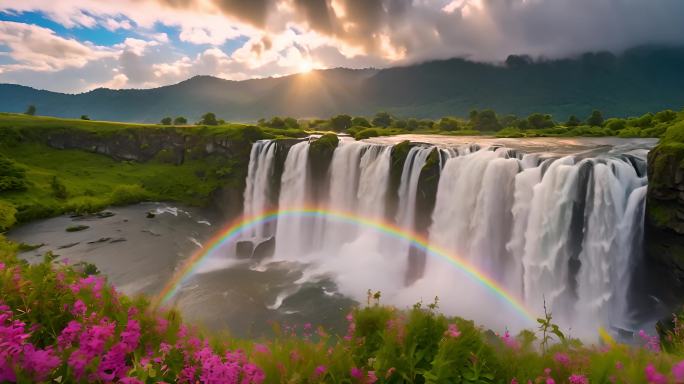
57,320 -> 82,350
501,330 -> 519,349
119,378 -> 144,384
386,367 -> 396,378
645,363 -> 667,384
242,362 -> 265,384
554,352 -> 570,366
569,374 -> 588,384
22,344 -> 60,381
253,343 -> 270,355
304,322 -> 312,331
120,319 -> 141,351
445,323 -> 461,338
546,378 -> 555,384
673,360 -> 684,381
156,317 -> 169,334
314,365 -> 327,377
367,371 -> 378,383
638,330 -> 661,353
289,350 -> 301,362
615,361 -> 623,370
510,379 -> 519,384
351,367 -> 363,379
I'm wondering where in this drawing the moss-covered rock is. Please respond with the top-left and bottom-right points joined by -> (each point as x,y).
386,141 -> 412,222
407,148 -> 442,284
646,121 -> 684,290
308,134 -> 339,203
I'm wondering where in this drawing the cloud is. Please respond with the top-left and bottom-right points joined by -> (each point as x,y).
1,0 -> 684,92
0,21 -> 115,72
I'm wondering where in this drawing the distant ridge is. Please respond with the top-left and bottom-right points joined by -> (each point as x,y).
1,46 -> 683,122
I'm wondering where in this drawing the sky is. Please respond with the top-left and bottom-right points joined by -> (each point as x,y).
1,0 -> 683,93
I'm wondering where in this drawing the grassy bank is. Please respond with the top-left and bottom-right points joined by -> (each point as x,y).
1,235 -> 684,383
0,114 -> 306,230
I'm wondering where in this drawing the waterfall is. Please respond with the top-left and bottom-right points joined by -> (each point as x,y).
237,138 -> 652,334
243,140 -> 277,239
396,146 -> 433,230
273,141 -> 310,260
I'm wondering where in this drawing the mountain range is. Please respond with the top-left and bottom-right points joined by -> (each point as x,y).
1,46 -> 684,123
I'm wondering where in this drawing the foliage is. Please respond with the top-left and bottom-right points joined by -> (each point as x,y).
24,105 -> 36,116
587,110 -> 605,127
372,112 -> 393,128
198,112 -> 218,126
173,116 -> 188,125
2,238 -> 684,383
0,155 -> 27,192
0,200 -> 16,231
160,117 -> 172,125
80,115 -> 90,121
50,176 -> 68,200
351,117 -> 371,128
330,115 -> 353,131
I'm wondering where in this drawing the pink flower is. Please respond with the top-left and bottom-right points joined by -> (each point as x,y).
544,368 -> 552,376
119,378 -> 144,384
569,374 -> 588,384
253,343 -> 270,355
367,371 -> 378,383
314,365 -> 327,377
445,323 -> 461,338
546,378 -> 555,384
645,363 -> 667,384
351,367 -> 363,379
22,344 -> 60,381
672,360 -> 684,382
615,361 -> 623,370
554,352 -> 570,366
120,319 -> 141,352
501,330 -> 520,349
511,379 -> 519,384
289,350 -> 301,362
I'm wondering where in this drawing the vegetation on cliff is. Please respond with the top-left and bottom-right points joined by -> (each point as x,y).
0,114 -> 305,230
2,235 -> 684,382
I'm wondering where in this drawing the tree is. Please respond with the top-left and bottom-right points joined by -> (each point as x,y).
406,118 -> 419,131
351,117 -> 371,128
330,115 -> 353,131
198,112 -> 218,126
527,113 -> 555,130
586,110 -> 604,127
25,105 -> 36,116
566,115 -> 581,127
80,115 -> 90,120
499,114 -> 520,128
371,112 -> 392,128
470,109 -> 501,131
268,117 -> 285,129
438,117 -> 460,131
173,116 -> 187,125
0,155 -> 27,192
160,117 -> 172,125
655,109 -> 677,123
283,117 -> 299,129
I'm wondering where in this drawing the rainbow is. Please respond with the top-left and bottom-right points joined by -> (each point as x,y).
155,207 -> 537,324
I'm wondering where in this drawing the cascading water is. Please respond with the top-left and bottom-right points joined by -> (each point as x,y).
243,140 -> 277,239
234,137 -> 653,335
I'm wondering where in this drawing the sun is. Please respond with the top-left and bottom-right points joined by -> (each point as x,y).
298,60 -> 314,74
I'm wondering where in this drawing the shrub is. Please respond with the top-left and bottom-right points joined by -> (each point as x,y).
0,155 -> 27,192
50,176 -> 68,200
354,128 -> 381,140
0,200 -> 16,231
109,184 -> 149,205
